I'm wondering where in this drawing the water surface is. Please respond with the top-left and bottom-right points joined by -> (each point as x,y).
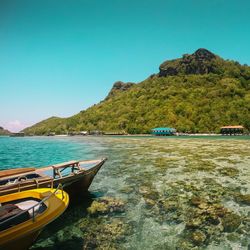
0,136 -> 249,249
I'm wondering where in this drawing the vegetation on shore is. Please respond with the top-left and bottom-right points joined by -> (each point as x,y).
23,49 -> 250,135
0,126 -> 11,135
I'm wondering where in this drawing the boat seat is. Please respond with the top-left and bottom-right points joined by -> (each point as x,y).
15,200 -> 41,217
0,204 -> 21,221
0,204 -> 30,231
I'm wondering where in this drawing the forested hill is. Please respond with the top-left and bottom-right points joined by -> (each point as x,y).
0,127 -> 11,135
23,48 -> 250,135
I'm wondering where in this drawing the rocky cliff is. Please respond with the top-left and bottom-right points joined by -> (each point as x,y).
106,81 -> 135,99
160,48 -> 225,76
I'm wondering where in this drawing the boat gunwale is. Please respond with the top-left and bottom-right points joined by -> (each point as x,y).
0,168 -> 36,178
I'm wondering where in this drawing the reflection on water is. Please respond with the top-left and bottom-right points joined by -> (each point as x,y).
0,136 -> 250,249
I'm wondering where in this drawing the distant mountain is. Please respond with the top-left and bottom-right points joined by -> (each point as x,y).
0,126 -> 11,135
23,49 -> 250,135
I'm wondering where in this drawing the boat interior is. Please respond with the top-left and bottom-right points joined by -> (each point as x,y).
0,198 -> 47,231
0,173 -> 42,186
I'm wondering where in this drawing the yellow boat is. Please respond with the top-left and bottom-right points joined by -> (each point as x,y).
0,186 -> 69,250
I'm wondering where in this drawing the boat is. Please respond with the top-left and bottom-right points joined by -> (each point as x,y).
0,158 -> 107,197
0,186 -> 69,250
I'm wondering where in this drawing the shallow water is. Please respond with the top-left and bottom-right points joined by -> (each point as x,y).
0,136 -> 249,249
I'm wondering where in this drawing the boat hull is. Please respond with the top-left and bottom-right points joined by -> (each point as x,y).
63,161 -> 103,197
1,230 -> 41,250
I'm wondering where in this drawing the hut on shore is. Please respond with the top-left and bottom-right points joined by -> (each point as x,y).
80,131 -> 88,136
151,127 -> 176,136
47,132 -> 56,136
220,126 -> 244,135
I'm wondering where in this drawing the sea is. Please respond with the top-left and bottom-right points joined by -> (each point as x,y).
0,135 -> 249,250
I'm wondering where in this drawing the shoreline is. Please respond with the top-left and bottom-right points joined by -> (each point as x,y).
2,133 -> 249,138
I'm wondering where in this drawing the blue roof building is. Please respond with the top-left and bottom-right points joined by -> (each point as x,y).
151,127 -> 176,136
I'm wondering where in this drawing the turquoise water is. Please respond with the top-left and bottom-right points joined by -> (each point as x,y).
0,136 -> 103,169
0,136 -> 250,250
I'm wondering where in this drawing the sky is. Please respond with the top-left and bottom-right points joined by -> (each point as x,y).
0,0 -> 250,132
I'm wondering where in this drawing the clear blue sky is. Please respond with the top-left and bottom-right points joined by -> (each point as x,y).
1,0 -> 250,132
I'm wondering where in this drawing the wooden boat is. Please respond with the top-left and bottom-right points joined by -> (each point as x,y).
0,158 -> 107,196
0,187 -> 69,250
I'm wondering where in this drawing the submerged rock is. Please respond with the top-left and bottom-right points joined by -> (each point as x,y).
190,230 -> 206,246
234,193 -> 250,205
160,199 -> 180,212
226,232 -> 240,242
119,186 -> 134,194
221,213 -> 241,232
144,198 -> 156,208
82,218 -> 131,250
87,201 -> 108,215
190,196 -> 207,207
139,185 -> 159,200
183,194 -> 243,246
177,240 -> 194,250
186,217 -> 203,229
218,167 -> 239,177
87,197 -> 125,216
